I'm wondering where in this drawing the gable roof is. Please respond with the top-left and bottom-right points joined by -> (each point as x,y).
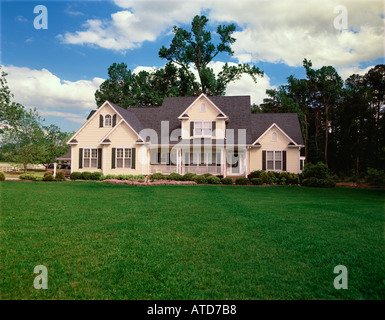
79,96 -> 304,146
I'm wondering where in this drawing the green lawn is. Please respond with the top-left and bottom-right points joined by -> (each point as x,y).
0,181 -> 384,300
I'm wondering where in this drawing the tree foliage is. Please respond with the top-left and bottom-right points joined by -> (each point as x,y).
259,61 -> 385,175
0,68 -> 71,171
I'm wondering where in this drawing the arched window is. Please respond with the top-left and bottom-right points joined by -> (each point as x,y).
104,114 -> 112,127
200,103 -> 206,113
271,132 -> 277,142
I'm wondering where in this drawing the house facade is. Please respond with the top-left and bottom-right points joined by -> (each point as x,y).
67,94 -> 304,177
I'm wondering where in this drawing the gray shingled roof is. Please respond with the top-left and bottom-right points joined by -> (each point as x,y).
106,96 -> 304,146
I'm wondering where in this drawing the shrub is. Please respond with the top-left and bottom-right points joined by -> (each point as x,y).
202,173 -> 213,178
267,171 -> 278,183
302,177 -> 336,188
56,171 -> 66,181
221,177 -> 234,185
70,172 -> 82,180
81,171 -> 92,180
105,174 -> 117,179
251,178 -> 263,185
235,177 -> 249,185
19,173 -> 31,180
303,162 -> 329,180
302,162 -> 334,187
193,175 -> 207,184
183,172 -> 198,181
90,172 -> 104,180
167,172 -> 182,181
216,175 -> 224,179
43,172 -> 54,181
365,168 -> 385,186
0,171 -> 5,181
279,171 -> 289,181
287,173 -> 300,185
207,176 -> 221,184
260,171 -> 271,184
247,170 -> 263,180
150,173 -> 166,180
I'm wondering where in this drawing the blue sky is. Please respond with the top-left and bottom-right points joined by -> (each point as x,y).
1,0 -> 384,133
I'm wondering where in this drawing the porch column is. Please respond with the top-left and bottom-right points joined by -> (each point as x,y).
222,148 -> 226,177
245,147 -> 249,177
53,162 -> 57,178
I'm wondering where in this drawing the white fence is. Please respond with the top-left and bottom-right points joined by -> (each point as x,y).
0,164 -> 45,172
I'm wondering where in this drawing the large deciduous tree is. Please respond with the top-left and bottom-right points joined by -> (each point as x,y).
159,15 -> 263,96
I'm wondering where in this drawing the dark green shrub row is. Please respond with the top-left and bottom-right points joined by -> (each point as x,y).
302,162 -> 335,188
365,168 -> 385,186
220,177 -> 234,185
167,172 -> 183,181
0,171 -> 5,181
247,170 -> 300,185
19,173 -> 43,181
235,177 -> 249,185
302,177 -> 336,188
70,171 -> 108,181
207,176 -> 221,184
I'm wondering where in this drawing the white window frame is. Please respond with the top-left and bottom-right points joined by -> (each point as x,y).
200,103 -> 206,113
83,147 -> 98,169
194,120 -> 212,138
104,114 -> 112,127
266,149 -> 283,171
116,147 -> 132,169
271,131 -> 277,142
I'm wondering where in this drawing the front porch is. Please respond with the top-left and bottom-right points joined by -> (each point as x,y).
148,146 -> 246,177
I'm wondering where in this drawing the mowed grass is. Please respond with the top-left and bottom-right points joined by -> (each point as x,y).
0,181 -> 384,300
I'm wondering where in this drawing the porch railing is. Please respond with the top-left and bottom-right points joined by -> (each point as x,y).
150,164 -> 221,175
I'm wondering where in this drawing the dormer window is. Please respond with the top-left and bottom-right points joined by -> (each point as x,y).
193,120 -> 212,137
271,132 -> 277,142
200,103 -> 206,113
104,114 -> 112,127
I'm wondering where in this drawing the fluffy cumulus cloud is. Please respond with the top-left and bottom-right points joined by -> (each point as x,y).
3,65 -> 104,123
58,0 -> 204,51
209,0 -> 384,68
59,0 -> 384,68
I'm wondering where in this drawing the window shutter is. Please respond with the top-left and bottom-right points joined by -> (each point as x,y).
212,121 -> 216,137
283,151 -> 287,171
97,148 -> 102,169
79,148 -> 83,169
167,153 -> 170,166
262,150 -> 266,171
157,152 -> 161,164
112,114 -> 116,127
111,148 -> 116,169
185,152 -> 189,166
131,148 -> 136,169
190,122 -> 194,137
99,115 -> 103,127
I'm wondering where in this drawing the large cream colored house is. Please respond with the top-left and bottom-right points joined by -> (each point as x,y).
67,94 -> 304,177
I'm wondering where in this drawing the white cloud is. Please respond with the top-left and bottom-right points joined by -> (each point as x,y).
337,65 -> 375,81
204,61 -> 274,105
39,110 -> 86,124
58,0 -> 384,69
209,0 -> 384,68
2,65 -> 104,122
58,0 -> 204,51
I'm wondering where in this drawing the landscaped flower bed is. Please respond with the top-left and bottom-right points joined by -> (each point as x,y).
104,179 -> 197,186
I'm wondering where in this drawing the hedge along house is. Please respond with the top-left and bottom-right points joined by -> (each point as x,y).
67,94 -> 304,177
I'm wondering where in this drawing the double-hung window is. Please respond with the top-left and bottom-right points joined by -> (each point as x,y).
104,114 -> 112,127
83,148 -> 98,168
194,121 -> 212,137
116,148 -> 132,168
266,150 -> 283,171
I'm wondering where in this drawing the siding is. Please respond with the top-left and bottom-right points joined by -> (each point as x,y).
249,126 -> 300,173
181,97 -> 226,139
